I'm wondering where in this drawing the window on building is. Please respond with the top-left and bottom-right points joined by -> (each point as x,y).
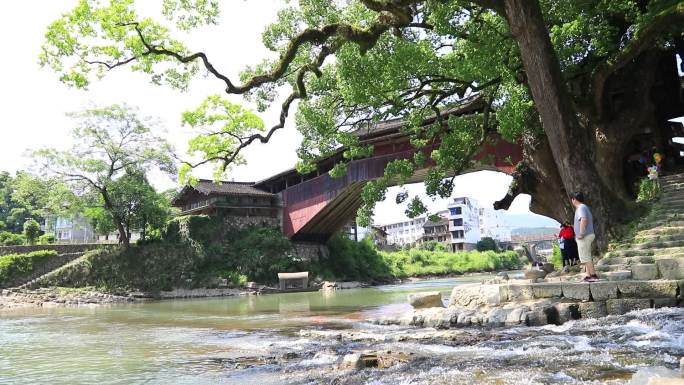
453,218 -> 463,226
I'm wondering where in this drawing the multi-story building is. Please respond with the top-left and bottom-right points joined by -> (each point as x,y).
377,216 -> 427,246
478,207 -> 512,243
422,216 -> 450,243
447,197 -> 481,252
42,215 -> 98,243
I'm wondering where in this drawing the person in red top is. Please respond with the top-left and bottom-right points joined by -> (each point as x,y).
558,223 -> 579,267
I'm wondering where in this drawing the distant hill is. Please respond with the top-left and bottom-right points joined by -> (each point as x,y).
511,227 -> 559,236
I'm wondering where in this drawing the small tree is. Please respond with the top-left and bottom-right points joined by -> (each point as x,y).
23,219 -> 41,245
476,237 -> 498,252
32,105 -> 176,247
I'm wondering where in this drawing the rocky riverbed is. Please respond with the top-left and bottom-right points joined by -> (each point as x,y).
375,275 -> 684,329
0,280 -> 372,310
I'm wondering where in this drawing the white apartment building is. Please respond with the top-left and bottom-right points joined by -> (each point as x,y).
377,216 -> 427,246
447,197 -> 481,252
42,215 -> 98,243
478,207 -> 512,242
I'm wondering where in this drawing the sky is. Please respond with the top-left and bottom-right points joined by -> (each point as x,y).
0,1 -> 558,228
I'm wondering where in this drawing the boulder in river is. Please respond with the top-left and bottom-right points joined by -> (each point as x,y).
541,263 -> 556,274
408,292 -> 445,309
524,269 -> 547,280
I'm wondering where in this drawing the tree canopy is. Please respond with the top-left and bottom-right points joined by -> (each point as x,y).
32,104 -> 176,246
40,0 -> 684,237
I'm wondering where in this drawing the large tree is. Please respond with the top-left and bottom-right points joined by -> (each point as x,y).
41,0 -> 684,248
32,105 -> 176,247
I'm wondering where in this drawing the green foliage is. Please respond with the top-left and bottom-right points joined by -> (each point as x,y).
38,233 -> 56,245
22,219 -> 41,245
31,105 -> 176,245
0,232 -> 25,246
378,248 -> 524,278
637,178 -> 660,202
40,0 -> 684,230
314,234 -> 524,281
314,235 -> 392,281
0,250 -> 58,286
418,241 -> 449,252
550,244 -> 562,269
180,96 -> 265,183
42,222 -> 295,291
476,237 -> 498,252
212,226 -> 294,284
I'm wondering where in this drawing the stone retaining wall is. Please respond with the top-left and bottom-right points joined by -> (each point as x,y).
450,280 -> 683,308
1,252 -> 86,289
0,244 -> 104,257
376,279 -> 684,329
293,242 -> 329,262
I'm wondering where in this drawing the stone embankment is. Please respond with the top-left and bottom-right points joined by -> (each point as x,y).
0,287 -> 140,310
379,173 -> 684,328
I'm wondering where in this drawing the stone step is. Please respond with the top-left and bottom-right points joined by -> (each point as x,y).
633,233 -> 684,244
630,263 -> 659,280
643,219 -> 684,228
625,238 -> 684,251
656,201 -> 684,209
652,206 -> 684,214
661,174 -> 684,182
654,258 -> 684,280
598,255 -> 655,265
658,197 -> 684,205
637,226 -> 684,236
596,264 -> 628,272
660,185 -> 684,193
606,246 -> 684,258
599,271 -> 632,281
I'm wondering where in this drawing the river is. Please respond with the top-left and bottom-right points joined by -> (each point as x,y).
1,276 -> 683,385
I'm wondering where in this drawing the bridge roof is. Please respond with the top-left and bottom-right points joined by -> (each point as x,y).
254,96 -> 486,188
350,96 -> 485,141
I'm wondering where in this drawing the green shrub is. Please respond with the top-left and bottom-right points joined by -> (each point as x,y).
38,233 -> 56,245
550,244 -> 562,269
419,241 -> 449,252
637,178 -> 660,202
0,250 -> 58,285
0,232 -> 25,246
476,237 -> 498,252
23,219 -> 41,245
310,235 -> 525,281
40,224 -> 296,291
316,235 -> 392,281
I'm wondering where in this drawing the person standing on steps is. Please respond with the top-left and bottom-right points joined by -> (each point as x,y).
558,223 -> 579,268
571,192 -> 598,282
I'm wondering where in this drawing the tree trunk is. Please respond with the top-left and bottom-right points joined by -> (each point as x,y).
495,134 -> 574,223
101,188 -> 130,248
502,0 -> 628,250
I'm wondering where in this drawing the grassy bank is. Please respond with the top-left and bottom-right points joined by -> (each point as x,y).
35,222 -> 295,292
23,216 -> 524,292
312,236 -> 525,282
0,250 -> 59,287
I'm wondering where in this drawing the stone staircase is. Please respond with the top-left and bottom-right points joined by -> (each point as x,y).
597,173 -> 684,281
17,252 -> 93,289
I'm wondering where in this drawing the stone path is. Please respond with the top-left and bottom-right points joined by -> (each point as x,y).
598,173 -> 684,281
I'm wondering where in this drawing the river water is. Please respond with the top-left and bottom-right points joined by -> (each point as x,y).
1,276 -> 682,385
